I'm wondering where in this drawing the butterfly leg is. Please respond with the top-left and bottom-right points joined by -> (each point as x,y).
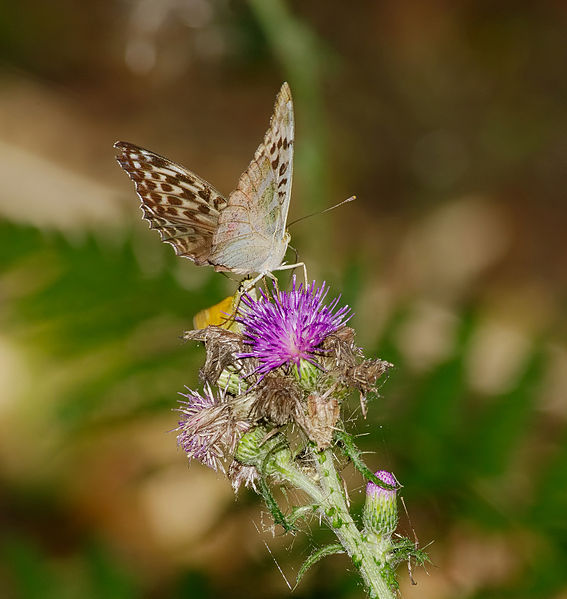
240,271 -> 282,294
273,262 -> 308,286
265,271 -> 280,293
240,272 -> 267,293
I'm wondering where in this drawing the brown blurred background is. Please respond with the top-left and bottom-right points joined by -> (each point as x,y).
1,1 -> 566,598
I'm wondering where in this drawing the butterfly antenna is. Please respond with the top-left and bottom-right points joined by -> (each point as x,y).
287,195 -> 356,228
288,244 -> 300,264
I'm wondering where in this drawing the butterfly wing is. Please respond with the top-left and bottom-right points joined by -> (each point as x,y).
209,82 -> 294,274
114,141 -> 227,265
193,294 -> 238,330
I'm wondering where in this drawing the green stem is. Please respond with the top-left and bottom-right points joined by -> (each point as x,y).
275,450 -> 395,599
273,456 -> 324,504
314,449 -> 395,599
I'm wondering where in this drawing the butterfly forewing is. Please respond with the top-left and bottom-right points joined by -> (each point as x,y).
209,82 -> 294,274
114,141 -> 228,264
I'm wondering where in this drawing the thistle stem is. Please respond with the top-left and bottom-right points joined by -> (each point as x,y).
315,449 -> 395,599
277,463 -> 325,503
276,448 -> 394,599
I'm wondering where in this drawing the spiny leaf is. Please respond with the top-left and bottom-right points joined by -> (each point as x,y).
257,477 -> 295,534
390,536 -> 431,568
335,429 -> 398,490
295,544 -> 345,588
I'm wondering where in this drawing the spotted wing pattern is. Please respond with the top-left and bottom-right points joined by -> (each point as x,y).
114,141 -> 228,265
209,82 -> 294,274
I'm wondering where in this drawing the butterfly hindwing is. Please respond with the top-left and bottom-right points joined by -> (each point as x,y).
114,141 -> 228,265
209,83 -> 294,274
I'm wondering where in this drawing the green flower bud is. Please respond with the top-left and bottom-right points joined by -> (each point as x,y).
234,427 -> 292,475
362,470 -> 398,538
293,359 -> 320,390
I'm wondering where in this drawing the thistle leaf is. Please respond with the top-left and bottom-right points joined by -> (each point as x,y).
295,544 -> 345,587
257,477 -> 295,533
335,429 -> 398,490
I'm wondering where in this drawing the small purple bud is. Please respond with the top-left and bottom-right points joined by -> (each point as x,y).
363,470 -> 399,538
366,470 -> 397,498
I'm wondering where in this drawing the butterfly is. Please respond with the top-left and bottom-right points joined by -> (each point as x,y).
114,82 -> 305,289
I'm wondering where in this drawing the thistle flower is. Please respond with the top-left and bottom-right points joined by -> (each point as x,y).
176,384 -> 249,473
236,276 -> 352,379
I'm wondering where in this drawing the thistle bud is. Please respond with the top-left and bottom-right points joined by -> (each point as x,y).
362,470 -> 398,538
234,427 -> 268,466
292,359 -> 320,389
234,426 -> 292,474
217,366 -> 247,395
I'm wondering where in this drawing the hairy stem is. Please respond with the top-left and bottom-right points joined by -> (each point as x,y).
276,449 -> 395,598
314,449 -> 395,599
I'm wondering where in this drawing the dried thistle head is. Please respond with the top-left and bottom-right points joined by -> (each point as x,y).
183,325 -> 257,387
350,358 -> 392,396
228,460 -> 260,492
176,384 -> 250,473
296,392 -> 341,450
249,375 -> 303,426
319,325 -> 392,413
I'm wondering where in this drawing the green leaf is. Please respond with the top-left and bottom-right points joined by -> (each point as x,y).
389,536 -> 431,568
295,543 -> 345,587
257,477 -> 295,534
335,429 -> 398,490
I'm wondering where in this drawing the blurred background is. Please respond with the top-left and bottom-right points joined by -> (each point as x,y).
1,1 -> 566,597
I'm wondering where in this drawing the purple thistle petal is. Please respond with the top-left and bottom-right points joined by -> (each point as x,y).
366,470 -> 398,499
236,276 -> 352,378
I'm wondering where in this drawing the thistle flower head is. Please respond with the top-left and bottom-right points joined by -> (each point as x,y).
176,384 -> 248,473
236,276 -> 352,379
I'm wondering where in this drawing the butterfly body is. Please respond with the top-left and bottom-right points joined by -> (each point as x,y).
115,83 -> 303,285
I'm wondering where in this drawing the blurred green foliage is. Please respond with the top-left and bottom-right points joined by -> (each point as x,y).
1,221 -> 225,434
